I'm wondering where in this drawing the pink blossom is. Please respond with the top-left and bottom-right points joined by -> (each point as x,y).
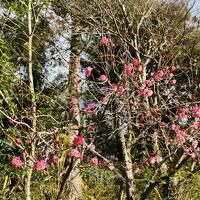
99,96 -> 106,103
144,88 -> 153,97
15,138 -> 22,145
136,65 -> 143,73
192,140 -> 198,149
138,87 -> 153,97
153,70 -> 164,81
133,58 -> 139,66
124,64 -> 132,76
70,97 -> 79,106
73,135 -> 85,146
139,124 -> 145,129
149,156 -> 156,165
89,137 -> 94,142
196,160 -> 200,165
183,148 -> 189,155
90,157 -> 99,166
107,165 -> 114,171
88,103 -> 95,110
160,122 -> 168,128
185,135 -> 190,141
178,107 -> 188,119
89,144 -> 96,152
79,154 -> 83,161
150,106 -> 161,116
167,73 -> 174,80
145,80 -> 152,87
99,74 -> 107,81
192,107 -> 200,118
86,66 -> 93,77
140,115 -> 145,121
84,107 -> 91,114
191,122 -> 200,130
69,149 -> 83,160
178,107 -> 188,114
176,130 -> 188,144
169,65 -> 179,73
50,127 -> 55,135
93,110 -> 99,116
12,156 -> 23,169
101,37 -> 108,46
171,124 -> 180,131
87,125 -> 95,132
169,79 -> 176,85
117,86 -> 125,94
191,153 -> 196,159
51,156 -> 59,165
176,130 -> 185,138
21,152 -> 27,158
133,166 -> 140,174
111,84 -> 118,92
178,108 -> 187,113
34,160 -> 46,171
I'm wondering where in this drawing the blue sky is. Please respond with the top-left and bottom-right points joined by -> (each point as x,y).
189,0 -> 200,16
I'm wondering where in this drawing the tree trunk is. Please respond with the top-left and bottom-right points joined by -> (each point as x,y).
68,53 -> 83,200
26,1 -> 36,199
116,99 -> 135,200
118,128 -> 135,200
57,18 -> 83,200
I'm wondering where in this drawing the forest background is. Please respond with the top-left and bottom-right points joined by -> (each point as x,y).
0,0 -> 200,200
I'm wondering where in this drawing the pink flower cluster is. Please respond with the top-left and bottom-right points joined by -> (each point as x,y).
153,70 -> 164,81
191,121 -> 200,130
133,58 -> 139,67
149,156 -> 156,165
51,156 -> 59,165
12,155 -> 59,170
160,122 -> 168,128
171,124 -> 180,131
111,84 -> 125,94
169,79 -> 176,85
99,74 -> 107,81
73,135 -> 85,146
178,108 -> 188,118
107,165 -> 114,171
124,65 -> 132,76
86,66 -> 93,78
192,140 -> 198,149
101,37 -> 109,46
136,65 -> 143,73
12,156 -> 23,169
89,144 -> 96,152
84,102 -> 98,115
90,157 -> 99,166
175,130 -> 189,145
99,96 -> 106,104
138,87 -> 153,97
34,160 -> 46,171
193,107 -> 200,118
169,65 -> 179,73
69,149 -> 83,160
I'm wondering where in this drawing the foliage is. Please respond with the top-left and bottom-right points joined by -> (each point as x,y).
0,0 -> 200,200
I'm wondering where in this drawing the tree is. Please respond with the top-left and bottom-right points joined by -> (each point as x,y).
63,0 -> 200,199
0,0 -> 200,199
